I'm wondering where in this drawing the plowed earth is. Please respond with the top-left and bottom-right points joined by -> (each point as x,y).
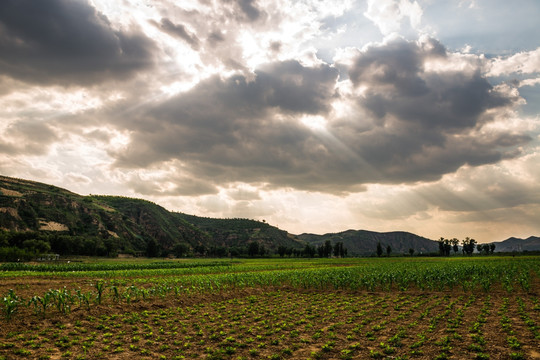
1,277 -> 539,360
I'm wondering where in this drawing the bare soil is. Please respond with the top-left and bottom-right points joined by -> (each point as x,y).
1,277 -> 539,360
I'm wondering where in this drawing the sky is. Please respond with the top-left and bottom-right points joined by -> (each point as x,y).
1,0 -> 539,242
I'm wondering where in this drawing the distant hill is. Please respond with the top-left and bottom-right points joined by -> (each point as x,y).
298,230 -> 439,256
176,213 -> 302,252
494,236 -> 540,252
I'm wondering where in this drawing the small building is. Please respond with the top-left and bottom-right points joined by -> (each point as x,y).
36,254 -> 60,261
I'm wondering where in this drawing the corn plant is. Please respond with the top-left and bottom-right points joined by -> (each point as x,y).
1,289 -> 21,321
28,293 -> 53,317
94,280 -> 106,305
110,285 -> 120,302
75,289 -> 92,310
48,288 -> 73,314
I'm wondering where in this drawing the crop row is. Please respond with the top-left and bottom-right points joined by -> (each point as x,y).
1,260 -> 539,323
0,259 -> 348,279
0,260 -> 232,273
129,258 -> 539,293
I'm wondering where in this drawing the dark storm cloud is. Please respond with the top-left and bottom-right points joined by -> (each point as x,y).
109,39 -> 529,194
0,0 -> 155,85
349,38 -> 510,130
333,37 -> 525,184
155,18 -> 200,50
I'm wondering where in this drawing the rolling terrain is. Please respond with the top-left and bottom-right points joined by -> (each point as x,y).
0,175 -> 300,256
1,175 -> 539,257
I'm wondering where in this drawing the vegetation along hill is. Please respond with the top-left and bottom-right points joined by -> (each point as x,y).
298,229 -> 439,256
0,175 -> 302,259
175,213 -> 303,256
0,175 -> 208,259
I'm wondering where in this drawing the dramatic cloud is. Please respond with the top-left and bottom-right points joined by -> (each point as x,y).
346,148 -> 540,241
107,37 -> 528,195
111,60 -> 340,190
339,37 -> 528,179
0,0 -> 155,85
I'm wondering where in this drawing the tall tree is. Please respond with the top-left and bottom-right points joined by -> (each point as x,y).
339,243 -> 346,258
248,242 -> 259,257
377,242 -> 383,257
330,242 -> 346,258
438,237 -> 445,256
451,238 -> 459,254
258,244 -> 266,257
145,238 -> 160,257
304,244 -> 316,258
333,242 -> 340,257
438,237 -> 453,256
461,237 -> 477,255
317,244 -> 324,258
323,240 -> 332,258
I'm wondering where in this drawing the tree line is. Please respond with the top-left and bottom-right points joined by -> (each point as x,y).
1,229 -> 500,262
0,231 -> 119,261
186,240 -> 348,259
375,237 -> 497,257
0,230 -> 349,261
437,237 -> 495,256
277,240 -> 347,258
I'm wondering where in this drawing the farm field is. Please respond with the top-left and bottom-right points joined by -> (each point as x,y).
1,257 -> 539,360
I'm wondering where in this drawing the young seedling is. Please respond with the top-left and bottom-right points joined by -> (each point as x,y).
94,281 -> 106,305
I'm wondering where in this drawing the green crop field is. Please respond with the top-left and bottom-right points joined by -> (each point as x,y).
1,256 -> 539,359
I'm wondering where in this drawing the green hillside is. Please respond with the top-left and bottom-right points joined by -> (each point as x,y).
0,175 -> 207,258
176,213 -> 303,254
0,175 -> 302,259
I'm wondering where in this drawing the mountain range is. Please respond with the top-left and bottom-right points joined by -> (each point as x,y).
1,175 -> 539,257
493,236 -> 540,253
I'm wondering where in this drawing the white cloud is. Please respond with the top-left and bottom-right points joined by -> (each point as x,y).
364,0 -> 423,36
487,47 -> 540,77
519,77 -> 540,87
